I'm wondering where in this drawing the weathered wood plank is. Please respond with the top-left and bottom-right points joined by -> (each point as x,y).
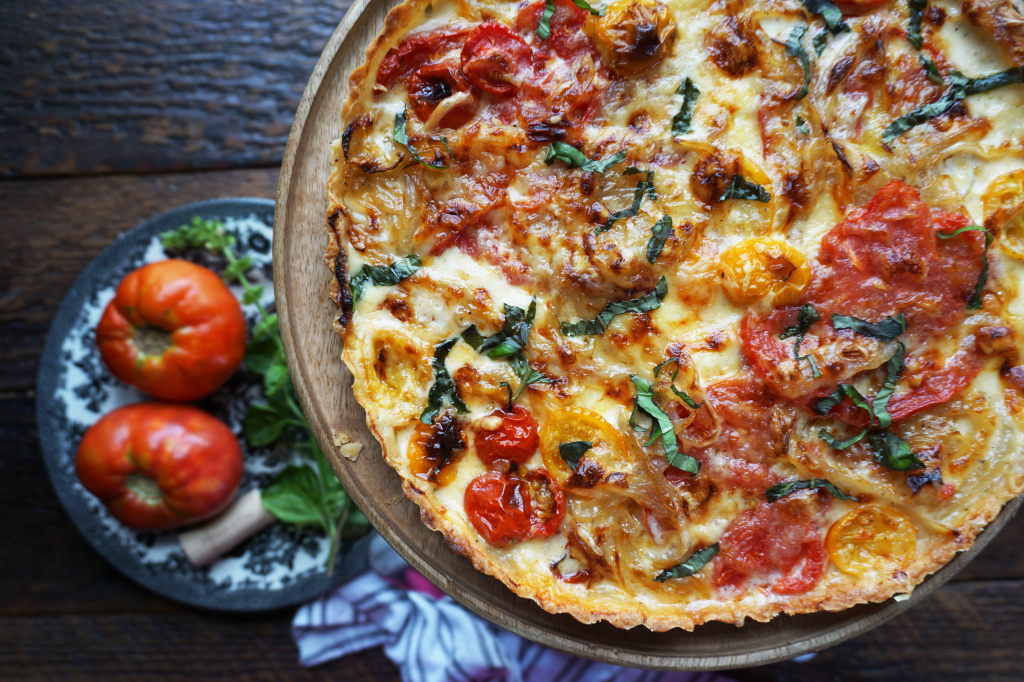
0,168 -> 279,394
0,0 -> 352,177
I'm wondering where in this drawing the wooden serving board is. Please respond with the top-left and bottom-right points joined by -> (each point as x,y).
272,0 -> 1023,669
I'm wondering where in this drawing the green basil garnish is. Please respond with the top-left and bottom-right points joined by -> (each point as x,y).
559,441 -> 592,471
786,25 -> 811,100
867,429 -> 925,471
394,108 -> 452,170
796,114 -> 811,135
671,77 -> 700,136
561,276 -> 668,336
779,303 -> 820,358
350,254 -> 422,302
766,478 -> 858,503
871,342 -> 905,429
937,225 -> 993,309
597,170 -> 656,235
800,0 -> 850,34
544,141 -> 627,174
569,0 -> 605,15
653,357 -> 705,410
832,313 -> 907,341
655,544 -> 719,581
920,54 -> 943,84
908,0 -> 926,49
719,174 -> 771,203
631,375 -> 699,474
646,215 -> 673,263
420,338 -> 468,424
818,427 -> 868,450
812,30 -> 829,55
536,0 -> 555,40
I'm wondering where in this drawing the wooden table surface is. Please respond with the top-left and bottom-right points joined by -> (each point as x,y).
2,1 -> 1022,680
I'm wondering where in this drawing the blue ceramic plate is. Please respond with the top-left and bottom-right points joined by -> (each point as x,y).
36,198 -> 369,611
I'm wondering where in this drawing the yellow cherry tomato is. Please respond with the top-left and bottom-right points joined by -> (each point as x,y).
585,0 -> 676,75
407,419 -> 461,487
826,505 -> 917,577
360,330 -> 432,421
539,407 -> 627,486
982,170 -> 1024,260
719,238 -> 810,305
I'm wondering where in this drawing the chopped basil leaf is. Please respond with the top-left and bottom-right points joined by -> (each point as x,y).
812,30 -> 829,55
920,54 -> 943,84
462,301 -> 536,358
559,441 -> 593,471
883,66 -> 1024,144
561,277 -> 668,336
908,0 -> 926,49
536,0 -> 555,39
631,374 -> 700,474
867,429 -> 925,471
394,108 -> 452,170
653,357 -> 705,410
796,114 -> 811,135
804,354 -> 821,378
800,0 -> 850,34
719,174 -> 771,203
350,254 -> 422,302
937,225 -> 993,309
623,166 -> 644,175
544,141 -> 627,174
655,544 -> 719,581
871,342 -> 906,429
499,381 -> 514,412
671,77 -> 700,136
597,171 -> 656,235
779,303 -> 820,358
420,338 -> 468,424
508,353 -> 554,405
646,215 -> 673,263
832,313 -> 907,341
766,478 -> 858,503
786,25 -> 811,100
819,427 -> 868,450
569,0 -> 605,15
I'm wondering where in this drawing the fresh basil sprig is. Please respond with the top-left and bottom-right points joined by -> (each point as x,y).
559,441 -> 592,471
394,107 -> 452,170
766,477 -> 858,502
937,225 -> 993,309
800,0 -> 849,34
908,0 -> 927,49
812,30 -> 829,55
421,338 -> 469,424
786,25 -> 811,100
871,342 -> 905,429
867,429 -> 925,470
883,66 -> 1024,144
647,215 -> 673,263
349,254 -> 421,302
561,277 -> 668,336
719,174 -> 771,203
832,313 -> 907,341
630,374 -> 699,474
671,77 -> 700,136
597,170 -> 656,234
161,217 -> 368,573
544,141 -> 627,174
655,544 -> 719,582
780,304 -> 821,358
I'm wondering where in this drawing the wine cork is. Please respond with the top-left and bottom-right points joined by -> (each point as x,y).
179,489 -> 274,567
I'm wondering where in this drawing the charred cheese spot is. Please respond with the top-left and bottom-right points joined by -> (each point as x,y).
706,17 -> 757,77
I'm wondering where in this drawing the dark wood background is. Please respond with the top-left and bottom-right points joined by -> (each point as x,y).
1,1 -> 1022,679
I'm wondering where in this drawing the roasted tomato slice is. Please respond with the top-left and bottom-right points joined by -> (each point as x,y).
832,0 -> 889,12
474,404 -> 540,467
407,59 -> 477,129
465,472 -> 533,547
714,500 -> 828,595
460,22 -> 530,95
539,407 -> 627,486
408,410 -> 465,486
376,28 -> 469,88
524,468 -> 566,538
827,505 -> 917,577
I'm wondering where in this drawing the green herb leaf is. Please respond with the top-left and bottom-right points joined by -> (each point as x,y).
653,357 -> 705,410
507,353 -> 554,404
350,254 -> 422,302
766,478 -> 858,502
646,215 -> 673,263
786,25 -> 811,100
242,285 -> 265,305
544,141 -> 627,174
462,301 -> 536,358
394,108 -> 452,169
655,544 -> 719,581
569,0 -> 605,15
779,303 -> 820,358
871,342 -> 906,429
908,0 -> 926,49
561,277 -> 668,336
261,465 -> 331,528
796,114 -> 811,135
631,374 -> 699,474
245,403 -> 294,447
596,171 -> 657,235
537,0 -> 555,40
559,441 -> 593,471
420,338 -> 469,424
671,77 -> 700,136
818,427 -> 868,450
920,54 -> 944,84
832,313 -> 907,341
719,174 -> 771,203
161,216 -> 236,252
812,30 -> 829,55
937,225 -> 993,309
867,429 -> 925,470
800,0 -> 850,34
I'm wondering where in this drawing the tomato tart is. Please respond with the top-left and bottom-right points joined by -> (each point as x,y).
325,0 -> 1024,630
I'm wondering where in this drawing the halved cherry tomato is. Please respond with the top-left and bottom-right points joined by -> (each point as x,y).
460,22 -> 530,96
76,403 -> 244,530
539,407 -> 626,486
714,500 -> 828,595
524,468 -> 566,538
408,411 -> 464,486
96,259 -> 247,402
827,505 -> 917,577
474,404 -> 539,467
720,238 -> 810,306
465,472 -> 533,547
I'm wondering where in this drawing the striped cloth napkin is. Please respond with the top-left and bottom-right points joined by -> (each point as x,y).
292,533 -> 737,682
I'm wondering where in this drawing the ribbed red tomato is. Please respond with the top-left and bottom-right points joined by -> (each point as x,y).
76,403 -> 244,530
460,22 -> 530,95
474,404 -> 539,467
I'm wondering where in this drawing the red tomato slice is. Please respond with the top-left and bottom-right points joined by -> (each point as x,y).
460,22 -> 530,96
474,404 -> 540,467
832,0 -> 889,13
524,468 -> 566,538
407,59 -> 477,129
376,28 -> 470,88
465,472 -> 533,547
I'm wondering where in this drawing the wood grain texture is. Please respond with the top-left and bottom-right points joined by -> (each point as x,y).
271,0 -> 1024,671
0,168 -> 278,394
0,0 -> 352,178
